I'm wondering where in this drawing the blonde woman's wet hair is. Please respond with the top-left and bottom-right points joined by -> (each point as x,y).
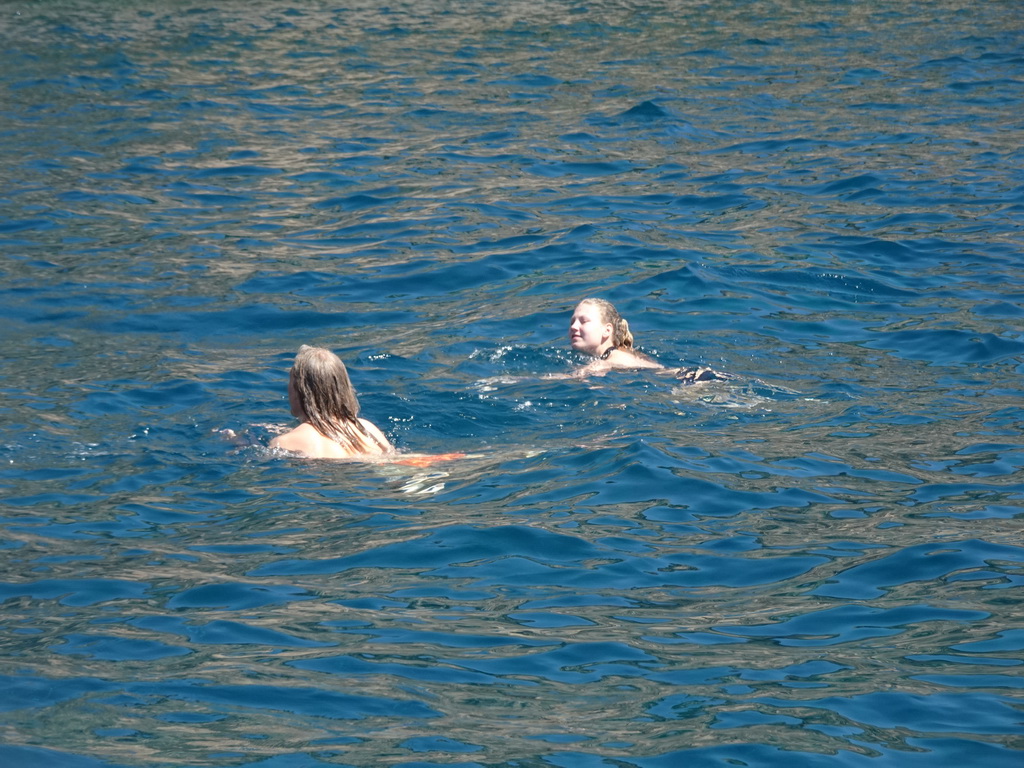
290,345 -> 389,452
579,298 -> 635,350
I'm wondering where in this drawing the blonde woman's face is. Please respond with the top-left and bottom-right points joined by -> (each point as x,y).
568,302 -> 611,356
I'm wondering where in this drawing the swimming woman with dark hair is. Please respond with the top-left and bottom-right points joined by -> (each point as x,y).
568,298 -> 718,382
270,345 -> 394,459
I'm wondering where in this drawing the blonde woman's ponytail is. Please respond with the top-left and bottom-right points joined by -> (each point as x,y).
616,318 -> 634,349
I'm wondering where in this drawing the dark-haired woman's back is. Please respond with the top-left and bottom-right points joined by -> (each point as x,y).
270,345 -> 394,460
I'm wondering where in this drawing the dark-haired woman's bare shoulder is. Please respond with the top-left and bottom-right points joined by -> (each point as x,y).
269,423 -> 321,457
359,418 -> 395,455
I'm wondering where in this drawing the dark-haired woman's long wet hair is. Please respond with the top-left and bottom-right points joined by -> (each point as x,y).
290,345 -> 389,452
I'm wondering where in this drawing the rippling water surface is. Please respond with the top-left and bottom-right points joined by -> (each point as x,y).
2,1 -> 1023,766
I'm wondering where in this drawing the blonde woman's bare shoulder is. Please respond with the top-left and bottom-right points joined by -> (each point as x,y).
605,348 -> 663,370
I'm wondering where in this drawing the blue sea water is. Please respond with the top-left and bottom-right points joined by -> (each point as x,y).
1,0 -> 1023,765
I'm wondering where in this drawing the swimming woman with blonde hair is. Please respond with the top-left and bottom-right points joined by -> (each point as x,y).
569,298 -> 662,372
270,345 -> 394,459
568,298 -> 717,382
